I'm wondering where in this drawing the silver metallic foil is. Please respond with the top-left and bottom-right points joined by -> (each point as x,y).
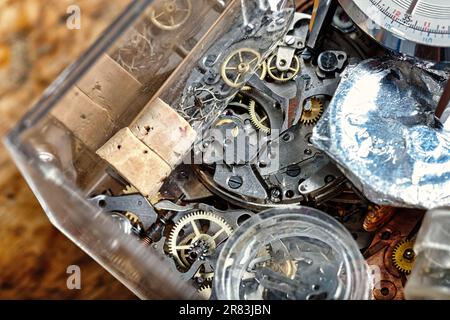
312,58 -> 450,209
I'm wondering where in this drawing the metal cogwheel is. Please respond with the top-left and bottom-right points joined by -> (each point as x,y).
221,48 -> 261,88
263,259 -> 298,280
392,239 -> 416,274
149,0 -> 192,31
267,54 -> 301,82
254,245 -> 298,280
300,97 -> 324,125
168,210 -> 233,269
197,283 -> 213,300
248,99 -> 271,134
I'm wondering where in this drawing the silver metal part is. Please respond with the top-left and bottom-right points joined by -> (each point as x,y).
276,13 -> 311,71
214,164 -> 268,200
332,6 -> 355,33
338,0 -> 450,62
243,237 -> 343,300
317,51 -> 348,75
89,194 -> 158,229
307,0 -> 338,51
313,58 -> 450,208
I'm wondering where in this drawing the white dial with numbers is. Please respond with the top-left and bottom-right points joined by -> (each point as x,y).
339,0 -> 450,62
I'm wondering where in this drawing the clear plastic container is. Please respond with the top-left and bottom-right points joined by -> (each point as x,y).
214,207 -> 371,300
4,0 -> 296,299
405,207 -> 450,300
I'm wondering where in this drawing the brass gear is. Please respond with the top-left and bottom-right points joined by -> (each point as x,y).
125,212 -> 141,227
300,97 -> 324,125
120,185 -> 145,230
194,268 -> 214,283
255,245 -> 297,279
248,99 -> 271,134
221,48 -> 261,88
197,283 -> 213,300
263,259 -> 298,279
267,54 -> 300,82
392,239 -> 416,274
149,0 -> 192,31
168,210 -> 233,269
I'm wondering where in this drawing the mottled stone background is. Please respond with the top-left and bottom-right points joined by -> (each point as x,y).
0,0 -> 136,299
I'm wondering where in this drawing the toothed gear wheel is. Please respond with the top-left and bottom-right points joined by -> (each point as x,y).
263,259 -> 298,280
125,212 -> 141,226
248,99 -> 271,134
168,211 -> 233,269
392,239 -> 416,274
149,0 -> 192,31
221,48 -> 261,88
194,268 -> 214,283
267,54 -> 300,82
198,283 -> 213,300
300,97 -> 324,125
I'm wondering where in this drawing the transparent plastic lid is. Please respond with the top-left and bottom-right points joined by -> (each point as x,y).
214,207 -> 371,300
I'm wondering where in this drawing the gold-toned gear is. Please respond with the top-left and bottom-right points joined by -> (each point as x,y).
392,239 -> 416,274
267,54 -> 300,82
168,210 -> 233,269
179,234 -> 196,267
149,0 -> 192,31
125,213 -> 141,226
248,99 -> 271,134
263,259 -> 298,279
121,185 -> 145,230
198,283 -> 213,300
194,267 -> 214,282
221,48 -> 261,88
300,97 -> 324,125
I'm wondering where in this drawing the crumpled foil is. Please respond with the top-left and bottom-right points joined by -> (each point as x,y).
312,58 -> 450,209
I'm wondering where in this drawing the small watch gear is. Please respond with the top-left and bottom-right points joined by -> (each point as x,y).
300,97 -> 324,125
392,239 -> 416,274
248,99 -> 271,134
197,283 -> 213,300
168,210 -> 233,269
221,48 -> 261,88
149,0 -> 192,31
267,54 -> 300,82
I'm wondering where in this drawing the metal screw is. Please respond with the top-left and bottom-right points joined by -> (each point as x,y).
282,133 -> 292,142
381,231 -> 391,240
245,24 -> 255,34
228,176 -> 243,189
319,51 -> 338,72
286,165 -> 301,177
270,188 -> 282,202
302,48 -> 313,61
285,36 -> 295,45
403,248 -> 415,261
